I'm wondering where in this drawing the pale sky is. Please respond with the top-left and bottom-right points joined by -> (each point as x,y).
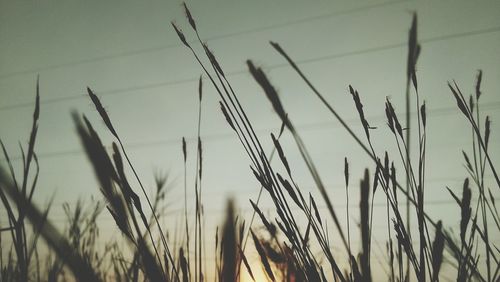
1,0 -> 499,280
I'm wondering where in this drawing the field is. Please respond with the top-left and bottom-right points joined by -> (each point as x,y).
0,2 -> 499,281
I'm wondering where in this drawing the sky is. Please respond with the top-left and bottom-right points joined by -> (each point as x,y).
1,0 -> 499,280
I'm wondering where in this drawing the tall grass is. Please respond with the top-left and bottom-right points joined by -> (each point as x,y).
0,3 -> 498,281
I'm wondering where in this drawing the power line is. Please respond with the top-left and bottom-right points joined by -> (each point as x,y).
1,101 -> 499,162
1,24 -> 499,112
9,174 -> 494,204
2,196 -> 498,222
0,0 -> 408,81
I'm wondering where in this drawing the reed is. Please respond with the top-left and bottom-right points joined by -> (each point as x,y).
0,3 -> 498,281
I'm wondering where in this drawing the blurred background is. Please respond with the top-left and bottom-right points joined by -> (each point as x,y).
1,0 -> 499,280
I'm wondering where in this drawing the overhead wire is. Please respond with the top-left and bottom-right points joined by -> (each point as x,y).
1,101 -> 499,162
1,9 -> 499,111
0,0 -> 408,81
